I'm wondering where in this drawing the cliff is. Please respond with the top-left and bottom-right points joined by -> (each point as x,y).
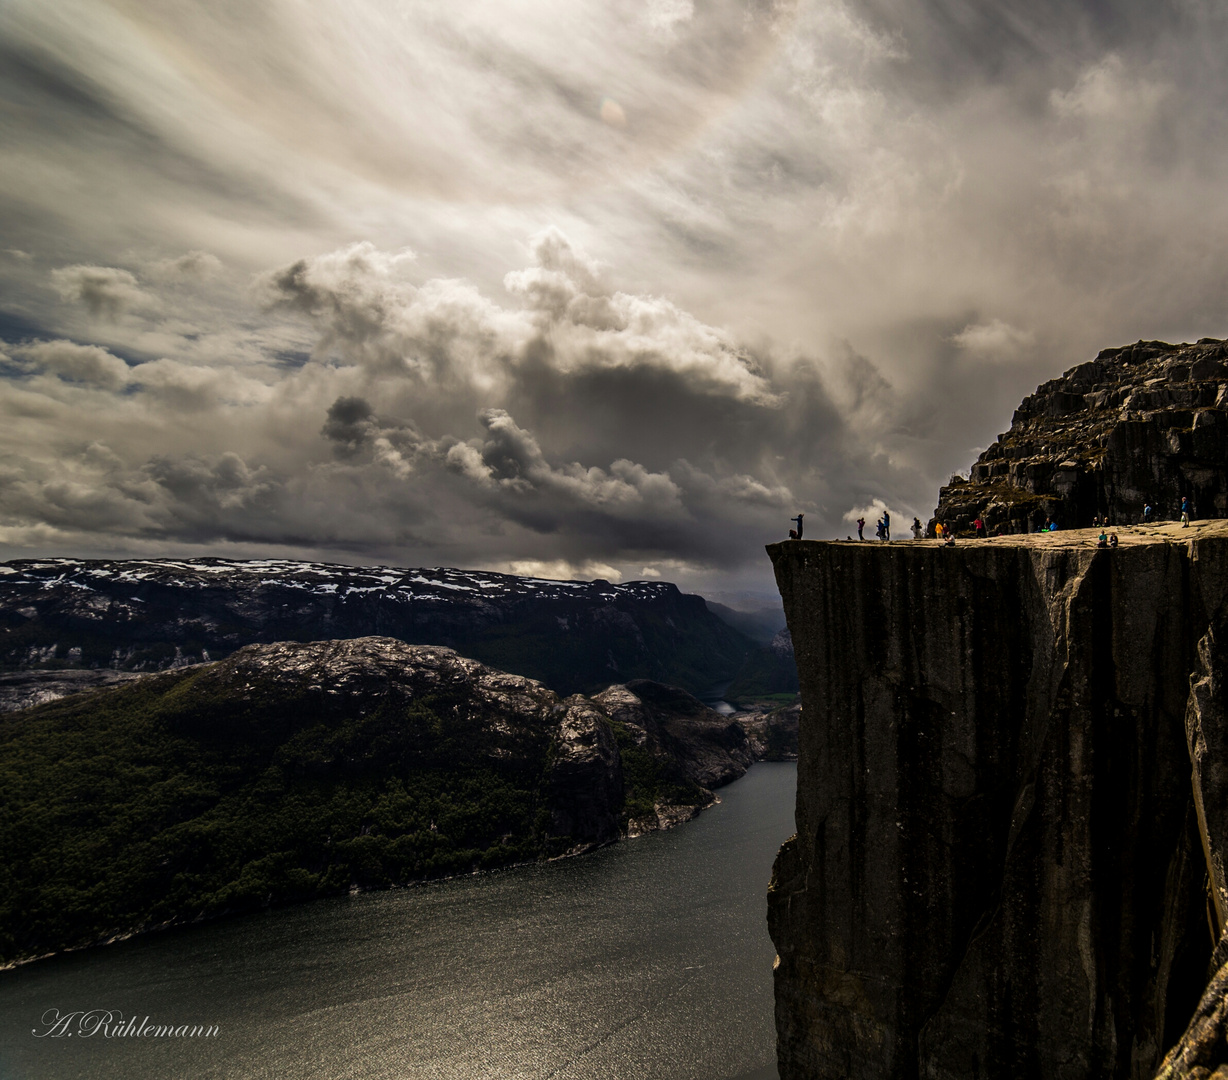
0,637 -> 795,966
767,522 -> 1228,1080
932,338 -> 1228,534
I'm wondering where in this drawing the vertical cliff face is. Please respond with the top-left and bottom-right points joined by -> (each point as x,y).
767,526 -> 1228,1080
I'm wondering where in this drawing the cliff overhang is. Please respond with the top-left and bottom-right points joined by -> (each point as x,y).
767,522 -> 1228,1079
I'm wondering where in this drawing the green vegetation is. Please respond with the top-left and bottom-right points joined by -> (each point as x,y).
0,667 -> 562,965
726,650 -> 799,706
605,719 -> 709,828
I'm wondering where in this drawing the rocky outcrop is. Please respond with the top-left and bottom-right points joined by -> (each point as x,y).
0,636 -> 788,965
932,339 -> 1228,534
592,679 -> 755,835
595,679 -> 755,788
737,701 -> 801,762
766,525 -> 1228,1080
0,558 -> 757,697
0,668 -> 144,712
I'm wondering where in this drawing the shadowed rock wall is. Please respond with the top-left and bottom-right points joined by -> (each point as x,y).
932,338 -> 1228,534
767,534 -> 1228,1080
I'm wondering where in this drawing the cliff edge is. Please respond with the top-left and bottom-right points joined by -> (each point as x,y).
767,522 -> 1228,1079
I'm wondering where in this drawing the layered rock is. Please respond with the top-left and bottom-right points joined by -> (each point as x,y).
932,339 -> 1228,534
767,524 -> 1228,1080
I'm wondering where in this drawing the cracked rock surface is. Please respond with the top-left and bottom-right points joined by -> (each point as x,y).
768,525 -> 1228,1080
932,338 -> 1228,534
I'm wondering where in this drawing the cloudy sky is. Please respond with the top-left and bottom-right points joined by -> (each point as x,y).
2,0 -> 1227,605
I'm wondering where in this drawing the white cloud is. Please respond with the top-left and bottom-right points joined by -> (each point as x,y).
152,251 -> 224,279
1050,55 -> 1170,122
491,559 -> 624,583
950,319 -> 1036,361
11,340 -> 132,389
50,265 -> 159,321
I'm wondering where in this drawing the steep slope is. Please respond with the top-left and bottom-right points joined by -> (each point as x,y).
932,338 -> 1228,534
0,558 -> 755,696
0,638 -> 794,966
725,627 -> 800,705
766,524 -> 1228,1080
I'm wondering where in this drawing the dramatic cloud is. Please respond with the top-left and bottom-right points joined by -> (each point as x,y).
9,340 -> 132,389
3,0 -> 1228,601
50,266 -> 158,322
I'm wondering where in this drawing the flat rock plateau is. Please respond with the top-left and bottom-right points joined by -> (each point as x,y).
768,338 -> 1228,1080
769,523 -> 1228,1079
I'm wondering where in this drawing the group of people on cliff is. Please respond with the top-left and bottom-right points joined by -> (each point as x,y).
788,491 -> 1199,543
853,511 -> 892,541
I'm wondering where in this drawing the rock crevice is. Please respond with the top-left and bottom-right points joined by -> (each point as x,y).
768,530 -> 1228,1080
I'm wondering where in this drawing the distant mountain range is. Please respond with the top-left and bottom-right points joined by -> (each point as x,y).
0,558 -> 790,701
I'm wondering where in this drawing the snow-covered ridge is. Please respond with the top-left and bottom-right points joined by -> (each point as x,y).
0,558 -> 680,604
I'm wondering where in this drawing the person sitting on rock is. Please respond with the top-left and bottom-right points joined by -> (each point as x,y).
1109,533 -> 1119,548
788,513 -> 804,539
1097,530 -> 1108,548
944,532 -> 956,546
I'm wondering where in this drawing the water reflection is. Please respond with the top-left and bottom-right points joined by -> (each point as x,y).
0,764 -> 796,1080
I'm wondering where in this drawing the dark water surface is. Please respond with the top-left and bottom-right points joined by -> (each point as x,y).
0,763 -> 796,1080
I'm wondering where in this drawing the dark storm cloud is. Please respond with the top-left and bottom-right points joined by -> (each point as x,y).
1,233 -> 893,586
321,397 -> 376,455
6,0 -> 1228,597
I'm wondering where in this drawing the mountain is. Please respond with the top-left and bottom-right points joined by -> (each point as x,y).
704,601 -> 788,645
932,337 -> 1228,533
0,557 -> 757,698
0,637 -> 796,967
725,628 -> 800,705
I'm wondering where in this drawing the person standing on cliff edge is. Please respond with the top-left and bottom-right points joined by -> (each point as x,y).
882,509 -> 890,541
857,517 -> 865,541
789,514 -> 804,539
